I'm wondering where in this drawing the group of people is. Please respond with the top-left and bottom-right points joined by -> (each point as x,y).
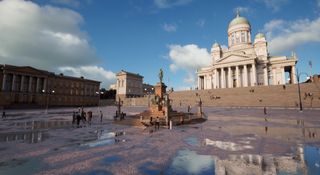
150,116 -> 160,130
72,108 -> 103,127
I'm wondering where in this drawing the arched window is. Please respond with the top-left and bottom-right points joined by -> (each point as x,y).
231,33 -> 235,45
241,32 -> 245,43
236,33 -> 240,43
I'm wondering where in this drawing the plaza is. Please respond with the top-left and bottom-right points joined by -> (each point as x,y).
0,106 -> 319,174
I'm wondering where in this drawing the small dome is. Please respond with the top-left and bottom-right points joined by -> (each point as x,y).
228,13 -> 250,29
255,33 -> 265,39
212,42 -> 220,47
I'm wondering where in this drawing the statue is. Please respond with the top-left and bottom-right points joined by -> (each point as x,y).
158,68 -> 163,83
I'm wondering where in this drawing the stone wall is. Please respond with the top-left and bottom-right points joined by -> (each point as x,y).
120,83 -> 320,108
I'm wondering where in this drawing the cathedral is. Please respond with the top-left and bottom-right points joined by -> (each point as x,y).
197,12 -> 297,89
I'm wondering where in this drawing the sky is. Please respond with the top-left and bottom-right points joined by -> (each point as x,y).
0,0 -> 319,90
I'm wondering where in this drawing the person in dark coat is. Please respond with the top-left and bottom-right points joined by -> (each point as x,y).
76,112 -> 81,127
2,111 -> 6,119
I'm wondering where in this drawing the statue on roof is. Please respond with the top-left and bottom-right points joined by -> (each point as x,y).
158,68 -> 163,83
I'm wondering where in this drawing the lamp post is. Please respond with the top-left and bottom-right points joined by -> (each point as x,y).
44,89 -> 55,114
296,68 -> 309,112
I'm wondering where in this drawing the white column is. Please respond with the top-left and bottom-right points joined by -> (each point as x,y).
281,67 -> 285,84
291,66 -> 296,84
28,76 -> 32,92
215,69 -> 219,88
228,67 -> 232,88
20,75 -> 25,92
43,78 -> 47,92
221,68 -> 225,88
243,65 -> 248,87
2,73 -> 6,91
264,66 -> 268,86
12,74 -> 16,91
236,66 -> 240,87
36,77 -> 40,93
272,68 -> 276,85
252,64 -> 256,86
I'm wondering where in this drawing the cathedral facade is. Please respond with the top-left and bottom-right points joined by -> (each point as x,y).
197,12 -> 297,90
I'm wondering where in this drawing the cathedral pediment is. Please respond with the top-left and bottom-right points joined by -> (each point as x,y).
216,53 -> 253,64
3,65 -> 52,76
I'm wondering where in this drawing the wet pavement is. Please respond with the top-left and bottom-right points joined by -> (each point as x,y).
0,106 -> 319,174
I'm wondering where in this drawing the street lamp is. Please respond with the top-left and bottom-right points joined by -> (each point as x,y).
44,89 -> 55,114
296,68 -> 310,112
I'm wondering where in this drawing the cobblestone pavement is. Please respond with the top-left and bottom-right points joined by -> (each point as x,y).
0,106 -> 319,175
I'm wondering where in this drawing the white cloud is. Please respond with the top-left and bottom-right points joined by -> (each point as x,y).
50,0 -> 80,8
154,0 -> 193,9
183,73 -> 195,84
168,44 -> 211,71
58,66 -> 116,88
255,0 -> 288,11
163,23 -> 177,32
0,0 -> 115,87
168,44 -> 211,86
263,17 -> 320,55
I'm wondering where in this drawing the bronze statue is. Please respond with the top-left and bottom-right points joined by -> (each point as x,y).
159,68 -> 163,83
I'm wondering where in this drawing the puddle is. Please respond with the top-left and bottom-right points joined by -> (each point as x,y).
139,162 -> 163,175
81,130 -> 126,148
0,157 -> 46,175
184,137 -> 199,146
303,145 -> 320,174
165,149 -> 214,175
0,131 -> 49,144
102,155 -> 122,164
15,120 -> 72,130
76,170 -> 112,175
205,138 -> 253,151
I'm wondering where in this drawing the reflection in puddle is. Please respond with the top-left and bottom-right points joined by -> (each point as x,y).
184,137 -> 199,146
81,131 -> 126,148
205,138 -> 253,151
0,158 -> 46,175
77,170 -> 112,175
15,120 -> 72,130
304,145 -> 320,174
165,149 -> 214,175
139,162 -> 162,175
0,131 -> 48,144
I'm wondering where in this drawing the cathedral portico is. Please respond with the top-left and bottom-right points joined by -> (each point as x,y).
197,12 -> 297,90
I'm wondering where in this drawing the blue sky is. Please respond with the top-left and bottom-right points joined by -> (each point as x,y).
1,0 -> 320,89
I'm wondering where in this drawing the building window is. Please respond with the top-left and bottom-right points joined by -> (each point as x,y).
236,33 -> 240,43
241,32 -> 245,43
231,33 -> 235,45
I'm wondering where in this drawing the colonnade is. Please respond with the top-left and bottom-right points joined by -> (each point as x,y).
1,73 -> 46,93
198,64 -> 297,90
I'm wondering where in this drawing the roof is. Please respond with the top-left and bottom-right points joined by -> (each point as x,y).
255,33 -> 266,39
228,13 -> 250,28
0,64 -> 100,83
116,70 -> 143,78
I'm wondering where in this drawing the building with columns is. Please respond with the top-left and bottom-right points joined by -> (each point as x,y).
116,70 -> 144,98
197,12 -> 297,90
0,64 -> 100,108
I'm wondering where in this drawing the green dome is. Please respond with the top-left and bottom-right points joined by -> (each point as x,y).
255,33 -> 265,39
228,14 -> 250,28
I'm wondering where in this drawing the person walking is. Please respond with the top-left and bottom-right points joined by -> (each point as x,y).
76,112 -> 81,127
2,111 -> 6,119
155,117 -> 160,130
100,111 -> 103,123
264,107 -> 268,122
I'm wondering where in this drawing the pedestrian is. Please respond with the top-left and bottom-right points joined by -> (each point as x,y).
264,107 -> 267,115
100,110 -> 103,123
155,116 -> 160,130
81,110 -> 86,124
187,105 -> 191,113
87,111 -> 92,125
76,112 -> 81,127
2,111 -> 6,119
150,117 -> 153,126
72,111 -> 76,124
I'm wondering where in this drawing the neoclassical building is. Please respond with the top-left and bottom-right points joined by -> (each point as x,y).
197,12 -> 297,89
0,64 -> 100,108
